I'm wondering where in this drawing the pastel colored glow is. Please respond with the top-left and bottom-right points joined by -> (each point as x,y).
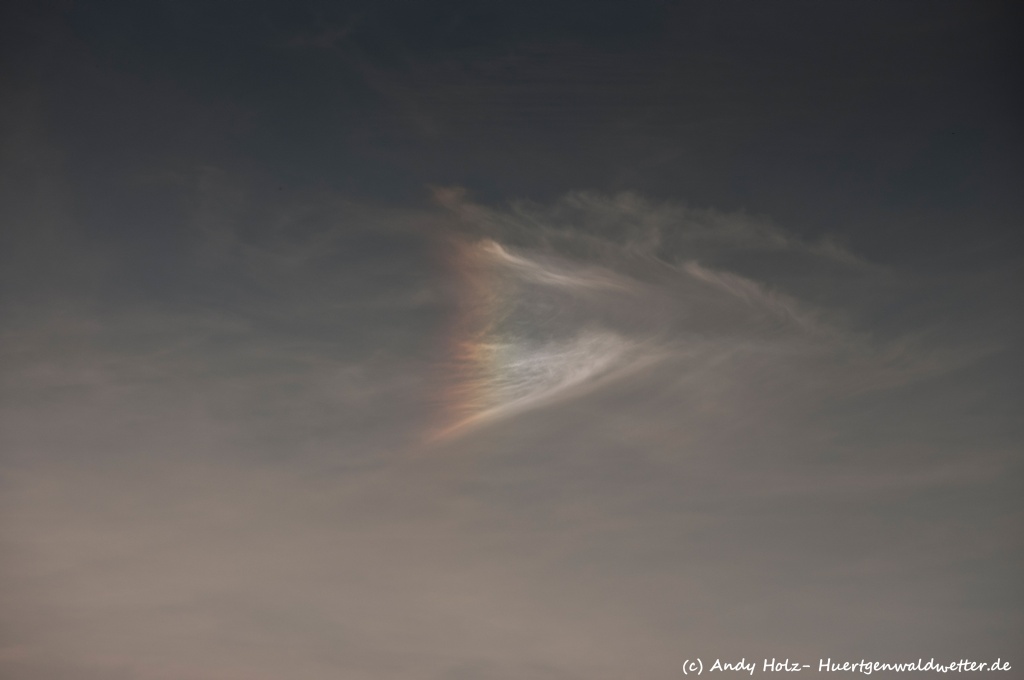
433,239 -> 634,440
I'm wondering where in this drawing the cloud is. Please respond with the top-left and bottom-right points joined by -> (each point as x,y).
1,178 -> 1019,679
434,187 -> 869,270
480,239 -> 638,293
428,188 -> 992,449
432,237 -> 668,439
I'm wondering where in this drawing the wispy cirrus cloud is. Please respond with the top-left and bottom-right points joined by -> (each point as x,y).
429,187 -> 977,448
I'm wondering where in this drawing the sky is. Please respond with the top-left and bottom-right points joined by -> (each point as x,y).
1,1 -> 1022,678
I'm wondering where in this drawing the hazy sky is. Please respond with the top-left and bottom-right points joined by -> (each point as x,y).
1,2 -> 1022,679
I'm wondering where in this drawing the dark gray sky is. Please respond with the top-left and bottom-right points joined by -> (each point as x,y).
1,2 -> 1022,679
